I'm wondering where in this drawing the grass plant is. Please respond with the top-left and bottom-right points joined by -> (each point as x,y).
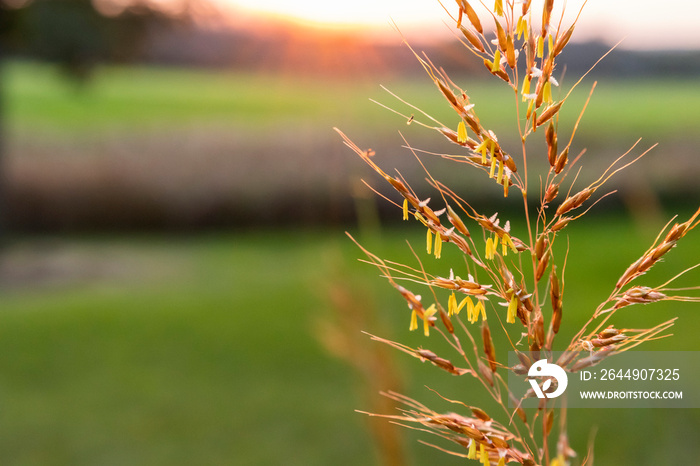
337,1 -> 700,464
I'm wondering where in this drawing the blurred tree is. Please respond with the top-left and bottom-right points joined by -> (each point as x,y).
0,0 -> 191,239
2,0 -> 188,81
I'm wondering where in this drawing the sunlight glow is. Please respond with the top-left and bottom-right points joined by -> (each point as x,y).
221,0 -> 446,29
217,0 -> 700,49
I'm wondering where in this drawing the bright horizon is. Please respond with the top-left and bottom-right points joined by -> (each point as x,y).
212,0 -> 700,50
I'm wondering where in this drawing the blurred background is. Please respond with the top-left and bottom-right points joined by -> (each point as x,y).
0,0 -> 699,464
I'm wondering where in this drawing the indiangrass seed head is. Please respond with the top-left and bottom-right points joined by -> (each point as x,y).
337,2 -> 700,463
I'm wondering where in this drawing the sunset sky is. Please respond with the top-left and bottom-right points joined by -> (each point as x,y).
214,0 -> 700,50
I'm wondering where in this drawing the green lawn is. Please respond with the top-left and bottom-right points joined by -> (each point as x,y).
3,61 -> 378,133
1,220 -> 699,465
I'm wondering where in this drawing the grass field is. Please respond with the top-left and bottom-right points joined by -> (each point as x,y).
6,60 -> 700,230
2,59 -> 700,464
1,220 -> 700,465
6,60 -> 700,143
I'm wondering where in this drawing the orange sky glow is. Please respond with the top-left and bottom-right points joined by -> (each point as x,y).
211,0 -> 700,50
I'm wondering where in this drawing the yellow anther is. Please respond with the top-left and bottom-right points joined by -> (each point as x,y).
485,237 -> 495,260
480,443 -> 489,465
516,17 -> 527,40
458,121 -> 468,143
507,294 -> 518,323
402,198 -> 409,220
423,304 -> 437,336
521,76 -> 531,99
491,50 -> 501,72
537,35 -> 544,58
409,310 -> 418,331
475,300 -> 487,322
414,212 -> 428,226
457,296 -> 470,315
543,80 -> 552,103
503,233 -> 518,253
434,233 -> 443,259
426,229 -> 433,254
494,0 -> 503,16
468,440 -> 477,459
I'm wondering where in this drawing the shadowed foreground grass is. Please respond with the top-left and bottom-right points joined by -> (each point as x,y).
0,218 -> 699,465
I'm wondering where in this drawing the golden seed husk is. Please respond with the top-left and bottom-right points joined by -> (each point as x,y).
490,436 -> 509,449
546,122 -> 557,166
471,407 -> 491,421
460,26 -> 485,53
651,241 -> 676,260
554,147 -> 569,174
506,35 -> 515,68
544,184 -> 559,203
482,321 -> 498,372
533,311 -> 545,347
529,340 -> 541,362
516,350 -> 532,368
551,216 -> 572,231
545,411 -> 555,436
437,79 -> 461,111
553,25 -> 575,57
447,204 -> 470,237
598,325 -> 620,339
535,234 -> 548,260
462,0 -> 483,33
495,20 -> 507,52
536,251 -> 550,281
590,334 -> 626,347
478,359 -> 494,386
536,101 -> 563,127
439,308 -> 454,334
542,0 -> 554,35
550,267 -> 562,334
555,188 -> 593,216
